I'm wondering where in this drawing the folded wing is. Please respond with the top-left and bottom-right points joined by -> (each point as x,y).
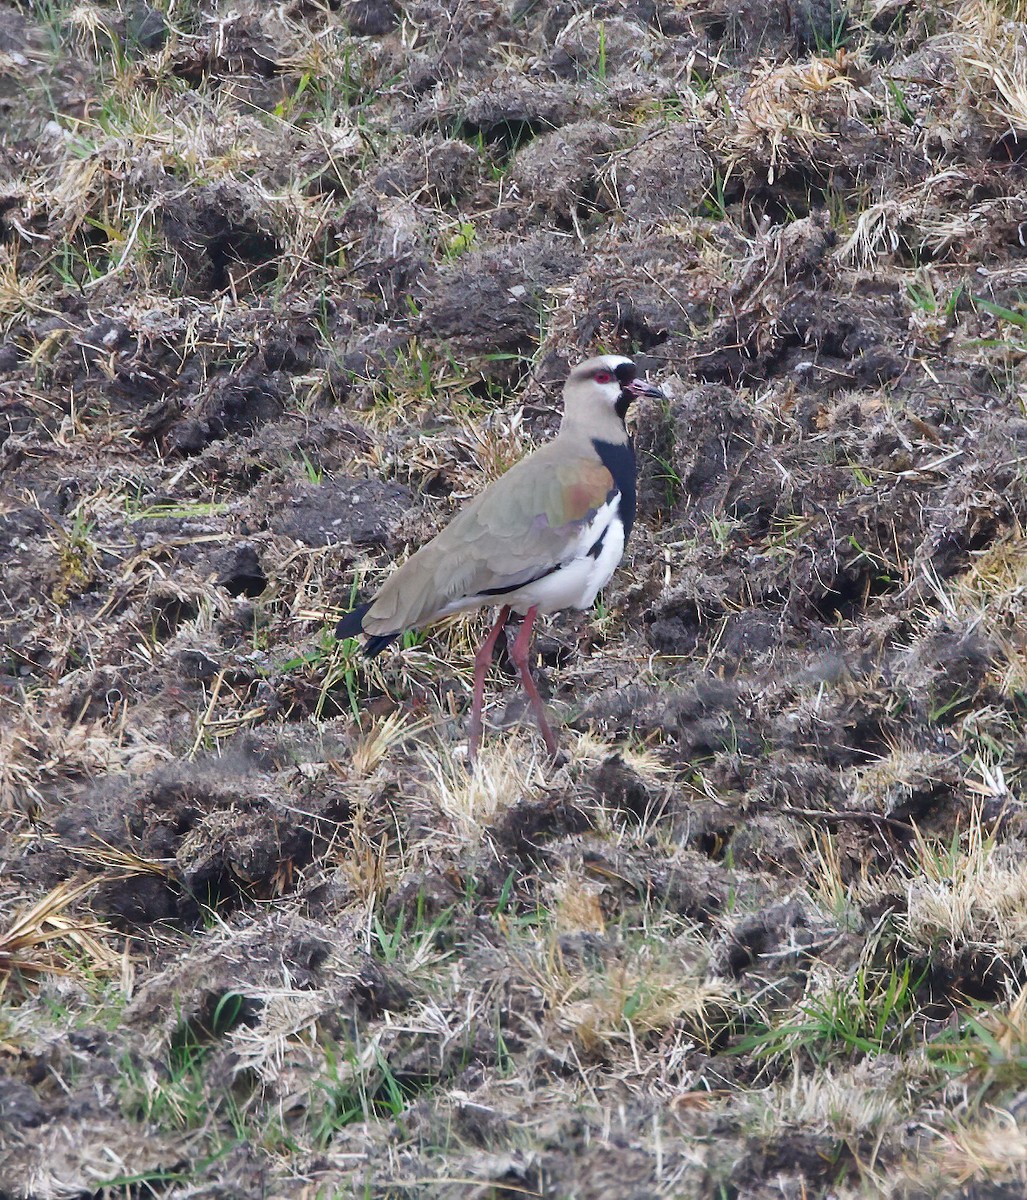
362,448 -> 616,636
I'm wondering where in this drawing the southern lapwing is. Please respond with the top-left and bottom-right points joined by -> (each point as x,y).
336,355 -> 665,761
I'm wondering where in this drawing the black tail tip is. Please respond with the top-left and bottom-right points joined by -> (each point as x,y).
364,632 -> 398,657
335,603 -> 399,659
335,602 -> 371,640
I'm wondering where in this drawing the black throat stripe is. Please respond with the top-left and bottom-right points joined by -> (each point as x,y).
592,438 -> 636,544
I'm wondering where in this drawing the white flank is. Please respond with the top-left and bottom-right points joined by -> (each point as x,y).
441,494 -> 626,617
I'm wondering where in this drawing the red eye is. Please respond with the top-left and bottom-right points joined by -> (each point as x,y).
594,370 -> 614,384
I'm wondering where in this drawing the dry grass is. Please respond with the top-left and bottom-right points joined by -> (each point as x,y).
727,51 -> 866,183
846,740 -> 957,816
959,0 -> 1027,132
0,878 -> 121,992
936,1109 -> 1027,1188
0,247 -> 56,332
418,736 -> 547,837
547,947 -> 732,1056
6,1 -> 1027,1196
761,1062 -> 901,1144
901,813 -> 1027,963
0,693 -> 172,813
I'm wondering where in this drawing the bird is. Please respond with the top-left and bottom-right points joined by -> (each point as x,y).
335,354 -> 665,761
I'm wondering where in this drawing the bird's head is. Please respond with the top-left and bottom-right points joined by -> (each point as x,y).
561,355 -> 665,437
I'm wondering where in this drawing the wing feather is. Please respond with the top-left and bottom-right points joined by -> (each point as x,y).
362,446 -> 615,634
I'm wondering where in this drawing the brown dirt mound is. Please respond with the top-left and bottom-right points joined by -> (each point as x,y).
5,2 -> 1027,1197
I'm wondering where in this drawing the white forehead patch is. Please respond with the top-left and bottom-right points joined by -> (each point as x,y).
573,354 -> 635,377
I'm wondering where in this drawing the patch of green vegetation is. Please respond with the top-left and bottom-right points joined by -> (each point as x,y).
700,170 -> 730,220
629,92 -> 701,122
885,77 -> 916,126
52,509 -> 100,605
372,898 -> 455,968
276,61 -> 363,124
443,221 -> 476,260
31,973 -> 130,1033
307,627 -> 365,719
821,181 -> 854,232
764,513 -> 818,558
907,277 -> 964,319
845,534 -> 899,592
126,499 -> 232,520
51,232 -> 114,289
927,996 -> 1027,1107
973,295 -> 1027,341
595,20 -> 608,82
927,690 -> 968,724
811,1 -> 851,54
298,448 -> 324,484
650,453 -> 684,508
738,960 -> 926,1067
120,993 -> 249,1131
400,627 -> 427,651
312,1039 -> 422,1143
708,514 -> 737,551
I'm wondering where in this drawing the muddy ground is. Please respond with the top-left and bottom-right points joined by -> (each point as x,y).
4,0 -> 1027,1196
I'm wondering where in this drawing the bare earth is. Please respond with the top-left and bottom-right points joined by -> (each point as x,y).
4,1 -> 1027,1196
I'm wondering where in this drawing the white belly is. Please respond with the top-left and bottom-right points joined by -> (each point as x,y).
503,510 -> 625,615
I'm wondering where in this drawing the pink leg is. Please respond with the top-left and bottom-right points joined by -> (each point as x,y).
509,605 -> 559,758
467,605 -> 510,764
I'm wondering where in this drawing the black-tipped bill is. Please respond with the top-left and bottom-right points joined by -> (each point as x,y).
625,376 -> 665,400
